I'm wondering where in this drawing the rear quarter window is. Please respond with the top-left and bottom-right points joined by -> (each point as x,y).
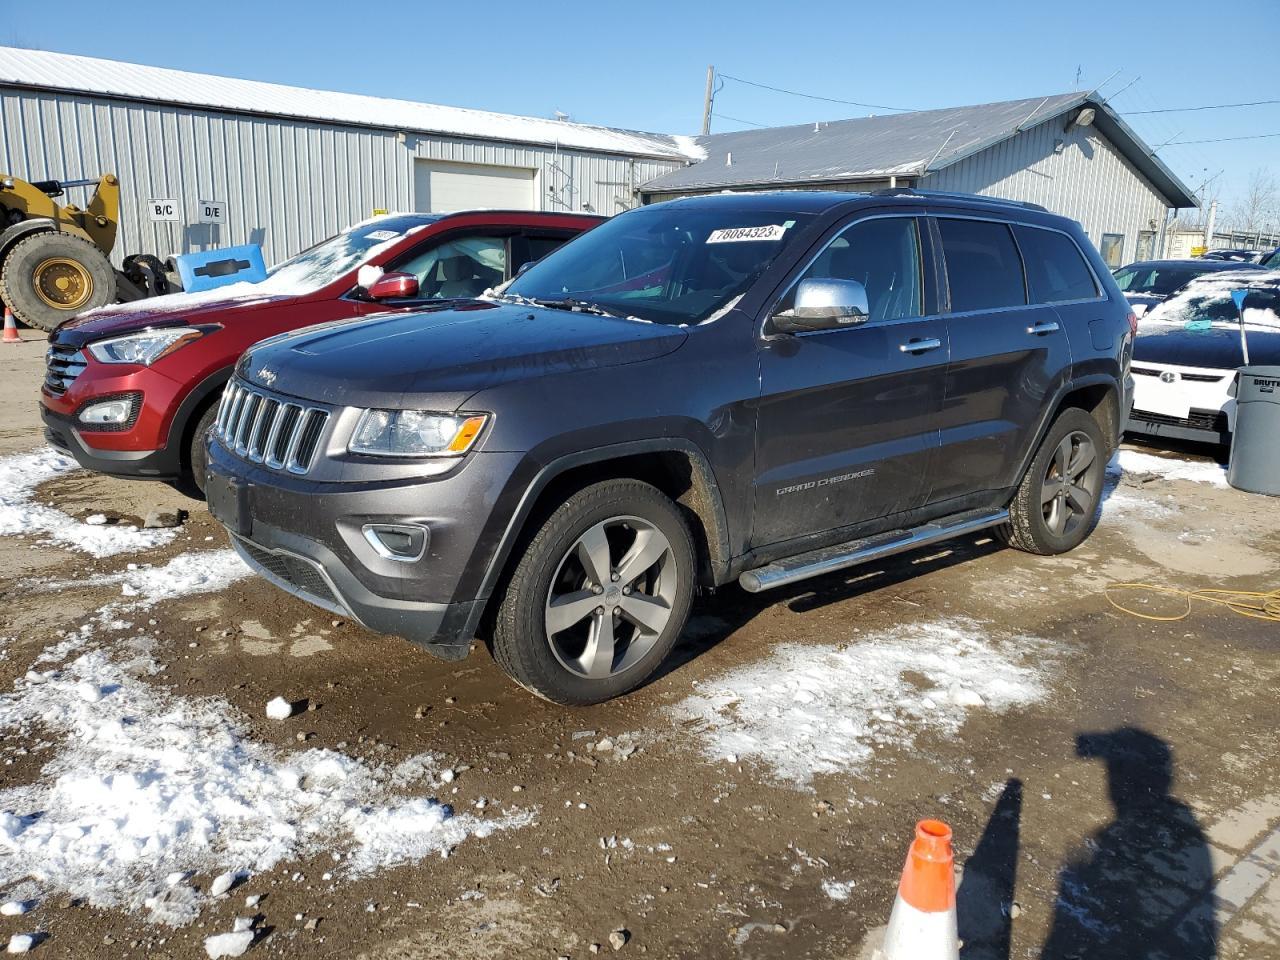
1014,225 -> 1099,303
938,218 -> 1027,312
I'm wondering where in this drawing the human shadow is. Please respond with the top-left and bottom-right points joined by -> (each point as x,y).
1041,727 -> 1217,960
957,778 -> 1022,960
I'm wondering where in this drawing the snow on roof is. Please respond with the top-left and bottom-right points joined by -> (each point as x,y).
0,47 -> 702,161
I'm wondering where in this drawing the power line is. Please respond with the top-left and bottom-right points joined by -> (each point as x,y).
711,111 -> 768,128
1127,98 -> 1280,115
1166,131 -> 1280,145
717,73 -> 917,113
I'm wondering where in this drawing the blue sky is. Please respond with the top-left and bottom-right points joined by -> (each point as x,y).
4,0 -> 1276,222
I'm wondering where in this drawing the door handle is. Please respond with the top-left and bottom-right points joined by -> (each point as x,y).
1027,321 -> 1061,335
899,337 -> 942,353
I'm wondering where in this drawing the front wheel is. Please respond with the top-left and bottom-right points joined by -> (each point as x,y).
491,479 -> 695,705
1002,408 -> 1106,556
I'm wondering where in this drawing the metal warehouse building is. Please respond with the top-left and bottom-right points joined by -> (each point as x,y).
640,93 -> 1198,268
0,47 -> 698,265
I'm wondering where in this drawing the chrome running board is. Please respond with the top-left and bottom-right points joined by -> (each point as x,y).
738,508 -> 1009,593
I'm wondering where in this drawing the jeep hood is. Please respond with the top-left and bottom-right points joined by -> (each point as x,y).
240,301 -> 688,408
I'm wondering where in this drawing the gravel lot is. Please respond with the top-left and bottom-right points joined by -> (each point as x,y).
0,336 -> 1277,959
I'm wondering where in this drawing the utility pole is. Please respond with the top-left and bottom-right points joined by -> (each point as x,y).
1204,198 -> 1218,250
701,66 -> 715,136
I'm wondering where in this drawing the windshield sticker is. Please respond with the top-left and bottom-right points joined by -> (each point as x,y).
706,224 -> 790,244
364,229 -> 401,242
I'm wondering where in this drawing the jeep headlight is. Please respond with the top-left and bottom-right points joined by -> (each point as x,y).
349,410 -> 488,458
87,327 -> 211,365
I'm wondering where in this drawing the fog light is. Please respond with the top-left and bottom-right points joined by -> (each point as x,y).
79,398 -> 134,425
362,523 -> 428,562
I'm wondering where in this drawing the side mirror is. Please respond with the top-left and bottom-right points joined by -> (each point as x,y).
772,278 -> 870,333
366,271 -> 420,300
515,260 -> 536,277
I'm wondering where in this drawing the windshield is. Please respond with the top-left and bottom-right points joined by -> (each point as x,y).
1113,264 -> 1202,297
504,205 -> 815,324
262,215 -> 438,294
1265,249 -> 1280,269
1145,274 -> 1280,328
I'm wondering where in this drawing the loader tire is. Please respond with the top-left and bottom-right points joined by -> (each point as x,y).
0,231 -> 116,331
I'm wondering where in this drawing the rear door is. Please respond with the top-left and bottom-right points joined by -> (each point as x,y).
752,213 -> 948,547
929,215 -> 1071,503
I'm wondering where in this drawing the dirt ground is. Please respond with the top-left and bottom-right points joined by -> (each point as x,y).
0,333 -> 1277,959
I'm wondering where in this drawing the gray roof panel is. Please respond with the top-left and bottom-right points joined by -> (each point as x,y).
641,92 -> 1196,208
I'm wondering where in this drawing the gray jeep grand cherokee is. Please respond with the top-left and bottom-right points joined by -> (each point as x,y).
207,190 -> 1134,704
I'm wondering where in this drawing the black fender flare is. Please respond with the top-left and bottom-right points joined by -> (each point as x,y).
1014,372 -> 1121,483
169,366 -> 233,466
473,437 -> 732,606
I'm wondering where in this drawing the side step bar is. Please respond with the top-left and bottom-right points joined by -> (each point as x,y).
738,508 -> 1009,593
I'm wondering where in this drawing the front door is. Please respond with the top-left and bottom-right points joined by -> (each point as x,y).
752,214 -> 948,548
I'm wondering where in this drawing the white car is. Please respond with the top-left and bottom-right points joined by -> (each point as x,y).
1127,270 -> 1280,445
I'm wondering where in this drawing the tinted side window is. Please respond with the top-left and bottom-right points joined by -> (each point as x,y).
938,218 -> 1026,312
1014,226 -> 1098,303
790,217 -> 923,322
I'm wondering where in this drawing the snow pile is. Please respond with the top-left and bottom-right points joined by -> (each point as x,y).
83,550 -> 251,604
673,620 -> 1049,787
821,879 -> 856,901
1112,450 -> 1228,488
0,647 -> 529,924
0,450 -> 178,557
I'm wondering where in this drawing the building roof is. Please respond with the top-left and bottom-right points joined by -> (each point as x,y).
641,92 -> 1197,208
0,47 -> 704,162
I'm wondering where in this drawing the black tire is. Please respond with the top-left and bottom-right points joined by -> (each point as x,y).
186,402 -> 221,497
0,231 -> 117,331
1002,407 -> 1107,556
491,479 -> 695,705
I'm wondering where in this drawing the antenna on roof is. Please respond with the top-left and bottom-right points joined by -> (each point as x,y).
553,110 -> 570,122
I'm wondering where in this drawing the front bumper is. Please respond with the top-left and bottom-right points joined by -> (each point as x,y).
1125,361 -> 1234,446
205,436 -> 523,658
41,404 -> 182,477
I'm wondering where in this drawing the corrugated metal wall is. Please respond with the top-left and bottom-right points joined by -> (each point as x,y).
0,86 -> 686,266
925,116 -> 1169,265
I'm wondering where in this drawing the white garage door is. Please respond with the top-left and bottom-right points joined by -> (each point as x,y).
414,159 -> 537,213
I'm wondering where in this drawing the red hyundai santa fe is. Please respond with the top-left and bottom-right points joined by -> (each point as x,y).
40,210 -> 601,492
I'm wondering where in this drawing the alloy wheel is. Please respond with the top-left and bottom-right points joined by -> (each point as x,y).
544,516 -> 677,680
1041,430 -> 1100,537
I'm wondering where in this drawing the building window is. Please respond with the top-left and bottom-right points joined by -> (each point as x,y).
1136,230 -> 1156,261
1099,233 -> 1125,268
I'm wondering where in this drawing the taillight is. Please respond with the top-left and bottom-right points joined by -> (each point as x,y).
1126,312 -> 1138,338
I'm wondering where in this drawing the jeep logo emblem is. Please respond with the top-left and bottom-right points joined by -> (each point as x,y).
1159,371 -> 1178,384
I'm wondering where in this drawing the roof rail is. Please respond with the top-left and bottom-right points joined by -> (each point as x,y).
870,187 -> 1049,213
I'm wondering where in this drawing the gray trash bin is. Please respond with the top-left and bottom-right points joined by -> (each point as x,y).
1227,365 -> 1280,496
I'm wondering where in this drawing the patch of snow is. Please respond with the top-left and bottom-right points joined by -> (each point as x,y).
264,697 -> 294,720
5,933 -> 36,954
0,450 -> 178,558
203,929 -> 254,958
0,900 -> 29,916
672,620 -> 1049,787
1111,450 -> 1228,488
821,879 -> 856,901
79,550 -> 251,605
0,643 -> 529,925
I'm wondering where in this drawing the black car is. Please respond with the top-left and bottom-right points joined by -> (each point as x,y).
206,189 -> 1133,704
1128,270 -> 1280,445
1112,258 -> 1263,315
1200,249 -> 1265,263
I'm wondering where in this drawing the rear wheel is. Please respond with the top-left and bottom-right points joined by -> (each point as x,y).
491,479 -> 695,705
0,232 -> 116,331
1002,408 -> 1106,555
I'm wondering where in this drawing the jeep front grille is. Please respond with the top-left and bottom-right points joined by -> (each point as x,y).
215,380 -> 329,474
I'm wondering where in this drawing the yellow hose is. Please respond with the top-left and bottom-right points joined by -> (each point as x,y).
1105,583 -> 1280,623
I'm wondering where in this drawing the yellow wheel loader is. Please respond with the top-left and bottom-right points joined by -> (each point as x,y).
0,173 -> 176,332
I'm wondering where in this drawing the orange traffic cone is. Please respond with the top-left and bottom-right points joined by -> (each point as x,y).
2,308 -> 19,344
878,820 -> 959,959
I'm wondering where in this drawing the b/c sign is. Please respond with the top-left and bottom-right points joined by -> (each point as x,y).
147,198 -> 180,222
198,200 -> 227,224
